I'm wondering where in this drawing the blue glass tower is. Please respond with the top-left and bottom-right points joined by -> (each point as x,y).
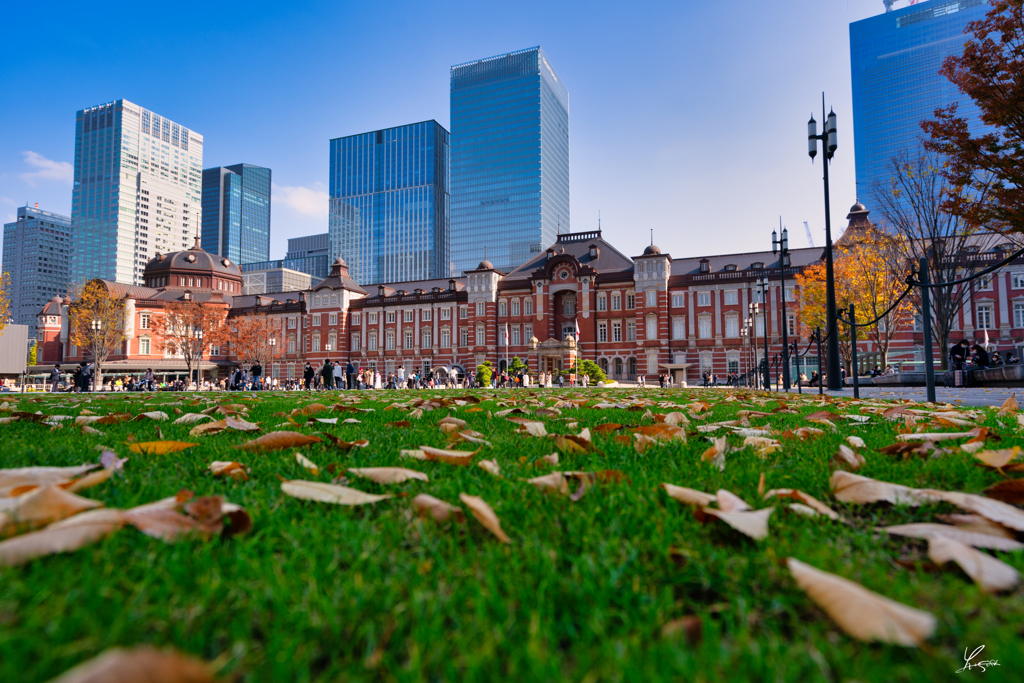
850,0 -> 989,204
450,46 -> 569,275
201,164 -> 271,265
329,121 -> 450,284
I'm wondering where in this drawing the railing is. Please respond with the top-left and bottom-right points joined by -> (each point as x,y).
685,267 -> 802,283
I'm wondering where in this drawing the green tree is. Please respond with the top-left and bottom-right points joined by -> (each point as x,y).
27,342 -> 37,367
475,360 -> 494,386
508,356 -> 528,375
567,359 -> 607,383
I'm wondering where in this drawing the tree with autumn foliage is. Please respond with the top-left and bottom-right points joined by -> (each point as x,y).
229,314 -> 280,370
922,0 -> 1024,237
150,300 -> 229,389
68,280 -> 127,391
0,272 -> 10,336
796,234 -> 912,373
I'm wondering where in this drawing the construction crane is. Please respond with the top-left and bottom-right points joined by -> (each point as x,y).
884,0 -> 919,12
804,222 -> 816,248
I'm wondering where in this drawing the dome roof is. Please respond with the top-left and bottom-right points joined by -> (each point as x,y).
143,238 -> 241,280
849,201 -> 867,213
332,256 -> 347,267
643,244 -> 662,255
477,259 -> 494,270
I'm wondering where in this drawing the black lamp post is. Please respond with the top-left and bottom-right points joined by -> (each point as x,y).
740,325 -> 749,386
756,275 -> 771,389
772,220 -> 791,391
807,98 -> 841,390
748,302 -> 760,389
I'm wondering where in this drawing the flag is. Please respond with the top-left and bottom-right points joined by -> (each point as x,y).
504,323 -> 509,346
575,317 -> 581,340
984,327 -> 990,350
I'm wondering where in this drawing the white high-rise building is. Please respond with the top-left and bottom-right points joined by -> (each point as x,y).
71,100 -> 203,285
2,205 -> 72,337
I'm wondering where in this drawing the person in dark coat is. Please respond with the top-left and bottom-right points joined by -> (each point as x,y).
346,360 -> 356,390
972,343 -> 990,368
322,359 -> 334,390
50,365 -> 61,392
232,367 -> 243,391
303,363 -> 315,390
251,362 -> 263,390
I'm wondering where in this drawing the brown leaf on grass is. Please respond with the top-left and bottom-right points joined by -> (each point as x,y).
695,506 -> 772,540
715,489 -> 751,513
552,434 -> 599,455
936,513 -> 1016,539
592,423 -> 624,435
786,557 -> 935,646
921,489 -> 1024,532
0,485 -> 104,535
46,645 -> 216,683
805,410 -> 841,423
701,436 -> 728,471
743,436 -> 782,456
758,472 -> 766,497
127,441 -> 198,455
661,615 -> 703,644
763,488 -> 841,520
832,444 -> 866,471
538,453 -> 559,467
830,471 -> 938,506
387,420 -> 411,429
132,411 -> 169,422
974,447 -> 1020,470
281,480 -> 393,506
321,435 -> 369,451
295,453 -> 321,476
412,494 -> 465,523
173,412 -> 212,425
517,421 -> 548,437
527,472 -> 569,495
419,445 -> 478,465
439,416 -> 467,429
928,537 -> 1021,593
847,435 -> 866,449
630,423 -> 687,442
478,459 -> 501,476
347,467 -> 429,484
0,508 -> 125,567
633,433 -> 658,454
459,493 -> 510,543
64,468 -> 113,493
883,523 -> 1024,551
235,431 -> 323,452
781,426 -> 824,441
897,427 -> 998,443
657,411 -> 690,426
0,464 -> 98,497
209,461 -> 249,481
983,478 -> 1024,504
997,393 -> 1019,416
876,441 -> 937,460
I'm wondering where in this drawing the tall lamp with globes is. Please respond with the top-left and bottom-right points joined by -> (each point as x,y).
772,221 -> 791,391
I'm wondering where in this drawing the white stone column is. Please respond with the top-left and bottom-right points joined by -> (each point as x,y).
998,272 -> 1010,336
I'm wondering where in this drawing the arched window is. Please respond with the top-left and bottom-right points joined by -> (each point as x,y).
599,358 -> 609,374
614,357 -> 623,377
628,357 -> 637,377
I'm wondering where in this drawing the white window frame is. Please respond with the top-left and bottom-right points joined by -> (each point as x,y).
697,292 -> 711,307
698,315 -> 712,339
724,290 -> 738,305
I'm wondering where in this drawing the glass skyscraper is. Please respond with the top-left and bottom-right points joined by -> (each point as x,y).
2,205 -> 71,336
850,0 -> 989,204
329,121 -> 450,285
201,163 -> 271,265
450,46 -> 569,275
71,100 -> 203,285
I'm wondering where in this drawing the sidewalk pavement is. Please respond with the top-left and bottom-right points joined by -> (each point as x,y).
714,385 -> 1021,408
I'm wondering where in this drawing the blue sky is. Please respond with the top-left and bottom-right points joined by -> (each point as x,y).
1,0 -> 906,262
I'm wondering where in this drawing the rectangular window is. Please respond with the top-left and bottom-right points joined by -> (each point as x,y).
404,310 -> 414,322
611,293 -> 621,310
383,331 -> 393,350
512,326 -> 521,345
351,335 -> 361,352
784,286 -> 796,302
139,337 -> 150,355
645,289 -> 657,307
597,294 -> 607,311
387,311 -> 396,323
511,299 -> 520,316
328,312 -> 337,326
671,293 -> 684,308
755,317 -> 765,336
524,323 -> 532,340
1012,273 -> 1024,289
725,315 -> 739,338
724,290 -> 738,305
498,301 -> 507,316
626,293 -> 636,309
368,312 -> 378,324
524,299 -> 533,315
440,307 -> 451,320
787,313 -> 797,336
476,302 -> 485,316
598,322 -> 607,343
673,318 -> 686,339
699,316 -> 712,339
976,304 -> 993,329
404,331 -> 414,349
460,327 -> 468,347
422,330 -> 431,348
624,321 -> 634,341
288,317 -> 297,329
422,309 -> 431,321
1015,303 -> 1024,328
612,322 -> 622,342
460,306 -> 468,319
476,325 -> 485,346
368,333 -> 378,351
312,314 -> 321,326
441,328 -> 451,347
139,313 -> 150,329
645,317 -> 656,339
977,274 -> 994,291
352,313 -> 361,326
563,298 -> 576,315
697,292 -> 711,307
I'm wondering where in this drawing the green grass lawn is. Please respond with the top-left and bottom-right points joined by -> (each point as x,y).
1,388 -> 1022,682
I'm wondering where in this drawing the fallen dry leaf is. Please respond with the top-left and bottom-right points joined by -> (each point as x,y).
787,557 -> 935,646
743,435 -> 782,456
0,464 -> 99,497
701,436 -> 728,471
660,615 -> 702,644
696,506 -> 772,540
133,411 -> 169,422
974,447 -> 1020,470
661,484 -> 716,507
830,471 -> 937,506
127,441 -> 198,455
281,480 -> 392,506
45,645 -> 216,683
0,508 -> 125,567
173,413 -> 213,425
295,453 -> 321,476
983,478 -> 1024,504
917,489 -> 1024,532
763,488 -> 841,520
478,459 -> 501,476
346,467 -> 429,484
321,435 -> 369,450
847,435 -> 866,449
883,523 -> 1024,551
234,431 -> 322,452
527,472 -> 569,495
996,393 -> 1019,417
928,537 -> 1021,593
209,461 -> 249,481
0,485 -> 104,535
412,494 -> 465,523
459,493 -> 510,543
420,445 -> 479,466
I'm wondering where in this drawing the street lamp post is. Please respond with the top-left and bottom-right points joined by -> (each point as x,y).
740,326 -> 749,386
756,275 -> 771,390
807,97 -> 842,390
194,326 -> 203,390
772,220 -> 791,391
748,302 -> 760,389
268,337 -> 277,390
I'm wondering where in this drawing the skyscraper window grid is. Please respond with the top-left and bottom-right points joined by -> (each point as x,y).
329,120 -> 449,284
201,164 -> 271,265
450,46 -> 569,275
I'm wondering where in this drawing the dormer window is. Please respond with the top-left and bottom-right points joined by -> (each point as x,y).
448,279 -> 456,291
183,291 -> 192,301
724,264 -> 737,271
750,262 -> 764,269
699,259 -> 710,273
589,244 -> 598,259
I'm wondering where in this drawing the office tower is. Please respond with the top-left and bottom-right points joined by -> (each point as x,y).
240,233 -> 332,281
201,164 -> 271,265
241,266 -> 312,294
450,46 -> 569,275
329,121 -> 450,284
2,205 -> 72,336
71,100 -> 203,285
850,0 -> 990,204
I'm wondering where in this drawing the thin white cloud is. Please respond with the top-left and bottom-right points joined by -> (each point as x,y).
272,181 -> 329,219
20,151 -> 73,186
